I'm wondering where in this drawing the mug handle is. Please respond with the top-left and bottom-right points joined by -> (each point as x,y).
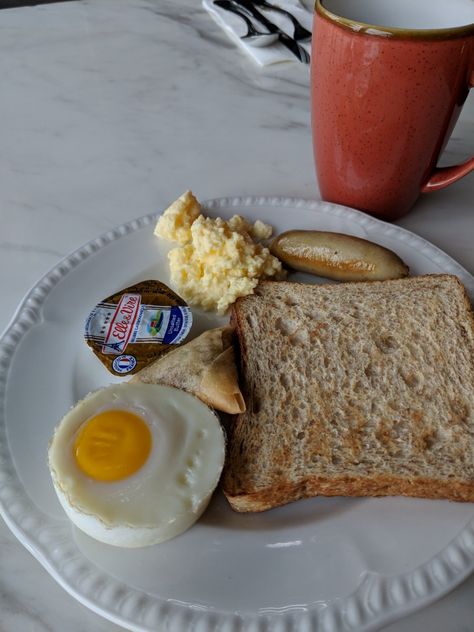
422,71 -> 474,193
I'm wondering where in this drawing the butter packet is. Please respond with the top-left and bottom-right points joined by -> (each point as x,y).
84,280 -> 192,375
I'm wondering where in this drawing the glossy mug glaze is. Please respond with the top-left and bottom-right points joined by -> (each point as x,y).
311,0 -> 474,220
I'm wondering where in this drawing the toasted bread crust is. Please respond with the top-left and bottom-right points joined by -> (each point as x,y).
224,474 -> 474,512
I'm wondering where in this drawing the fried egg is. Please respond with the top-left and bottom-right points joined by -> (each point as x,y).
48,383 -> 225,547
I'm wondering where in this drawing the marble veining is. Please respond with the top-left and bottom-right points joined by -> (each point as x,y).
0,0 -> 472,631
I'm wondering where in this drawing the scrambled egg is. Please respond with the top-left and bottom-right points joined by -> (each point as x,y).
154,190 -> 201,245
155,191 -> 284,313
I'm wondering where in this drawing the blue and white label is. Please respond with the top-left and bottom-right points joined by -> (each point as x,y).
86,304 -> 193,351
136,305 -> 192,344
112,354 -> 137,374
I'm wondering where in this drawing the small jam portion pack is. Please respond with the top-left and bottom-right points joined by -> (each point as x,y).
84,280 -> 192,375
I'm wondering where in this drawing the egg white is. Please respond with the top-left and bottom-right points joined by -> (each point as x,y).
48,383 -> 225,547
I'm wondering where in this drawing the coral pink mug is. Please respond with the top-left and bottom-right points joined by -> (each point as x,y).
311,0 -> 474,220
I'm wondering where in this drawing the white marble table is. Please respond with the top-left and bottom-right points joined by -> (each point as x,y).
0,1 -> 472,630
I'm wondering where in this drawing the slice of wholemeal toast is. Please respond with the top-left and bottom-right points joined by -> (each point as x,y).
223,275 -> 474,511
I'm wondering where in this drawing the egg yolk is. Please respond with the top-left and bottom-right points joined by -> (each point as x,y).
73,410 -> 152,482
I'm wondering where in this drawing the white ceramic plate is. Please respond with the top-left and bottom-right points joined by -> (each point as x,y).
0,197 -> 473,632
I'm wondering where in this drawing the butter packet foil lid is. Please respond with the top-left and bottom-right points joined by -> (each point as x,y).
84,280 -> 192,375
